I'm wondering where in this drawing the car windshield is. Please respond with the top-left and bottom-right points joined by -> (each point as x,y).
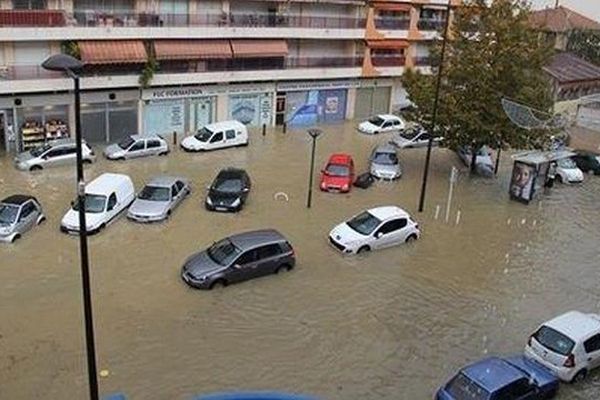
347,211 -> 382,236
30,144 -> 52,157
326,164 -> 350,177
372,152 -> 398,165
368,116 -> 385,126
214,178 -> 243,193
400,127 -> 421,139
595,156 -> 600,165
445,373 -> 489,400
118,136 -> 135,150
533,325 -> 575,356
72,194 -> 107,214
558,158 -> 576,169
0,203 -> 19,224
194,127 -> 213,142
138,186 -> 170,202
207,238 -> 241,266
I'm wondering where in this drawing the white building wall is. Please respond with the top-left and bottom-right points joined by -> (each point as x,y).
195,0 -> 222,13
13,42 -> 51,65
288,3 -> 355,18
230,0 -> 271,15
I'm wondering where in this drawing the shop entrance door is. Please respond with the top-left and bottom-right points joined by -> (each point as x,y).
195,99 -> 212,130
0,112 -> 6,155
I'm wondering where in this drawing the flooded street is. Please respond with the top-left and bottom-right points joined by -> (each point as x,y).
1,122 -> 600,400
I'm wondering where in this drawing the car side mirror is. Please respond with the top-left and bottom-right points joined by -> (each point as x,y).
242,188 -> 249,193
375,232 -> 383,239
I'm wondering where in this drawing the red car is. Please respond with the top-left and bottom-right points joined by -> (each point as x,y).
320,153 -> 355,193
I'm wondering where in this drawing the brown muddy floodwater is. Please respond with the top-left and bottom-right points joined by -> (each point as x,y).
1,122 -> 599,400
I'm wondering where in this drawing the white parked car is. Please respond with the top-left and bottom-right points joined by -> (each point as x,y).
181,120 -> 248,152
524,311 -> 600,383
60,173 -> 135,235
390,123 -> 443,148
358,114 -> 405,135
328,206 -> 420,255
104,134 -> 169,160
556,157 -> 584,183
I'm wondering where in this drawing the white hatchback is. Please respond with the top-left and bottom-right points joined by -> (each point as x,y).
328,206 -> 420,255
524,311 -> 600,383
358,114 -> 405,135
556,157 -> 584,184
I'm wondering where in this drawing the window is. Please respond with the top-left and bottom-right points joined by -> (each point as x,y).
175,181 -> 185,193
279,241 -> 293,254
210,132 -> 223,143
63,146 -> 77,155
393,119 -> 401,126
171,184 -> 179,198
107,193 -> 117,211
45,148 -> 64,158
382,121 -> 392,128
146,140 -> 161,149
19,202 -> 36,221
13,0 -> 46,9
257,244 -> 282,260
235,250 -> 258,266
130,141 -> 145,151
225,129 -> 236,140
445,373 -> 489,400
494,379 -> 533,400
584,334 -> 600,353
376,219 -> 407,236
533,325 -> 575,356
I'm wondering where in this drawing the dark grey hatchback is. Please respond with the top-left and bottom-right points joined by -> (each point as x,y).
181,229 -> 295,290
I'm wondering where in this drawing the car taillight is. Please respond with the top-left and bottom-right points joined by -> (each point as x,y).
564,353 -> 575,368
527,335 -> 532,346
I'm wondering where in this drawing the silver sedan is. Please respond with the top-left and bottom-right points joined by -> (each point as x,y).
127,176 -> 190,223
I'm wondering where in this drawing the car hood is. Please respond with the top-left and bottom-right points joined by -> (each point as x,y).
182,136 -> 205,149
104,144 -> 124,156
321,174 -> 352,187
15,151 -> 35,163
330,222 -> 367,245
371,162 -> 400,176
359,122 -> 378,132
183,251 -> 225,278
61,209 -> 104,230
209,191 -> 241,204
559,167 -> 583,181
505,355 -> 559,389
129,199 -> 169,216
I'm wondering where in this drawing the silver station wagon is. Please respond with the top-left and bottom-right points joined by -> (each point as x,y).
0,195 -> 45,243
14,139 -> 96,171
127,176 -> 190,223
104,134 -> 169,160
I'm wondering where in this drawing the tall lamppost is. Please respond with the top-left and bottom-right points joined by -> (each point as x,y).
42,54 -> 99,400
306,128 -> 322,208
417,0 -> 453,213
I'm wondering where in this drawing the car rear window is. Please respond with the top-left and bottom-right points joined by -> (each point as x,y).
446,373 -> 489,400
533,325 -> 575,356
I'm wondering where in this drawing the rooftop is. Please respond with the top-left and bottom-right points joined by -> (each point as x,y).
368,206 -> 409,220
543,52 -> 600,84
530,6 -> 600,33
462,357 -> 523,393
229,229 -> 287,250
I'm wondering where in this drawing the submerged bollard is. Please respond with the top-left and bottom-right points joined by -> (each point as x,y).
283,122 -> 287,134
172,130 -> 177,145
262,124 -> 266,136
455,210 -> 461,225
434,205 -> 440,220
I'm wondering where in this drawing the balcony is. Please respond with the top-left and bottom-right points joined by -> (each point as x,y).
0,9 -> 66,27
374,17 -> 410,30
371,55 -> 406,67
417,19 -> 446,31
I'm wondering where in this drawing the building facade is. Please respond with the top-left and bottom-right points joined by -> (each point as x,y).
0,0 -> 459,154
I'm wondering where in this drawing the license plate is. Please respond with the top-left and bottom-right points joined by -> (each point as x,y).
215,207 -> 227,211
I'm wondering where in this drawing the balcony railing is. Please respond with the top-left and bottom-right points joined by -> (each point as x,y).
417,19 -> 446,31
374,17 -> 410,30
0,57 -> 364,81
371,55 -> 406,67
0,10 -> 66,27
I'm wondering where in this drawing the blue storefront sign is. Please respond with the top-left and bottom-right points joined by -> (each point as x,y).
229,93 -> 273,127
286,89 -> 347,126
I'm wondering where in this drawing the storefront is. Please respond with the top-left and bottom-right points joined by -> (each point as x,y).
80,90 -> 139,144
228,93 -> 273,127
354,86 -> 392,120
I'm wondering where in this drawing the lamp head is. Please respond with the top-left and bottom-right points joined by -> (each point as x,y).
307,129 -> 323,139
41,54 -> 83,74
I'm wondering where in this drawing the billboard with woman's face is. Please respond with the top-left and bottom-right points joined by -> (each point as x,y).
510,161 -> 537,203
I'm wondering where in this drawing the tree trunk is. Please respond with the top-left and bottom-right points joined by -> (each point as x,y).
470,147 -> 478,173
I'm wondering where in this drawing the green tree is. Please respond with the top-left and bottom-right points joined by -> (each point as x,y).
567,29 -> 600,65
402,0 -> 555,171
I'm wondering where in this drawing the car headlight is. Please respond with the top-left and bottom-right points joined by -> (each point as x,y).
0,226 -> 10,235
206,196 -> 213,205
342,184 -> 349,190
231,198 -> 241,207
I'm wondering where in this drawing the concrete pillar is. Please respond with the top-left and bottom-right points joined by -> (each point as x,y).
63,0 -> 73,14
346,87 -> 356,120
216,93 -> 228,121
408,5 -> 422,41
222,0 -> 230,14
189,0 -> 197,15
4,42 -> 15,65
138,98 -> 144,134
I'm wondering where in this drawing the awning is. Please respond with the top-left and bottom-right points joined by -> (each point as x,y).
230,40 -> 288,58
367,40 -> 410,49
79,40 -> 147,65
154,40 -> 232,60
372,2 -> 411,12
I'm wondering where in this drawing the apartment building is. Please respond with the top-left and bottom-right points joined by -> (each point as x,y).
0,0 -> 458,154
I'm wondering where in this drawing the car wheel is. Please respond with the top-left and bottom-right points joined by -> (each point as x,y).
209,279 -> 227,290
83,159 -> 93,165
159,151 -> 169,156
29,165 -> 42,171
555,174 -> 563,184
166,210 -> 171,219
275,264 -> 292,274
405,234 -> 417,243
99,223 -> 106,232
357,245 -> 370,254
11,234 -> 21,243
36,215 -> 46,225
571,369 -> 587,383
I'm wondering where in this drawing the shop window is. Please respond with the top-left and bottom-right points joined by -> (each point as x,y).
13,0 -> 47,9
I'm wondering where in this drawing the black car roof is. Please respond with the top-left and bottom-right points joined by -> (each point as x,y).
216,168 -> 247,179
229,229 -> 287,250
1,194 -> 36,205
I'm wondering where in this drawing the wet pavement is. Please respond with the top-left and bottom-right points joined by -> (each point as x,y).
1,122 -> 599,400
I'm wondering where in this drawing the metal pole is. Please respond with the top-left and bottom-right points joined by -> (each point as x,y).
306,136 -> 317,208
494,145 -> 501,175
73,74 -> 100,400
417,0 -> 452,213
445,167 -> 456,223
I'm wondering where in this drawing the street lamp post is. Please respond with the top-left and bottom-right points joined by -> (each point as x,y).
417,0 -> 453,213
306,128 -> 322,209
42,54 -> 99,400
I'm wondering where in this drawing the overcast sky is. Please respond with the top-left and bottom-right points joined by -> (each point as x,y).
529,0 -> 600,22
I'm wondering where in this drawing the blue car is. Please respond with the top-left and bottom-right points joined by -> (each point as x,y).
436,355 -> 559,400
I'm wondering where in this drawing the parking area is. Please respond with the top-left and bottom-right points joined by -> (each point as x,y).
1,122 -> 599,399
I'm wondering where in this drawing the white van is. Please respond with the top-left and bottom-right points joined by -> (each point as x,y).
181,120 -> 248,152
60,173 -> 135,235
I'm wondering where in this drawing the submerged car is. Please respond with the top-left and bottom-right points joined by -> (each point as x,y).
457,146 -> 495,177
390,123 -> 442,148
370,144 -> 401,180
320,153 -> 355,193
181,121 -> 248,152
128,176 -> 190,223
0,195 -> 45,243
181,229 -> 295,290
104,134 -> 169,160
555,157 -> 584,183
358,114 -> 405,135
572,150 -> 600,175
525,311 -> 600,383
205,168 -> 251,212
328,206 -> 420,255
436,355 -> 559,400
14,138 -> 95,171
